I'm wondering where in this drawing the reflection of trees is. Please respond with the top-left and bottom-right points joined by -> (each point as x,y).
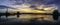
0,11 -> 20,18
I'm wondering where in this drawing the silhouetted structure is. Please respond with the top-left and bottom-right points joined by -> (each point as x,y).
17,12 -> 20,18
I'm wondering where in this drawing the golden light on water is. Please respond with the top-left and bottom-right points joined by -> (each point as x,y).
18,14 -> 54,21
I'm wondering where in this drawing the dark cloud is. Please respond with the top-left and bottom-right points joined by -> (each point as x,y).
9,0 -> 60,5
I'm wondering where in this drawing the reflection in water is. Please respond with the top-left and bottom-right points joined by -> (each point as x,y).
1,14 -> 54,21
1,15 -> 17,18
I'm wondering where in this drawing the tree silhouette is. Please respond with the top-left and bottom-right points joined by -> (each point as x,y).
53,10 -> 59,20
17,11 -> 20,18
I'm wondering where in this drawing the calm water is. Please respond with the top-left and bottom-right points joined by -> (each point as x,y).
1,14 -> 54,21
1,14 -> 60,24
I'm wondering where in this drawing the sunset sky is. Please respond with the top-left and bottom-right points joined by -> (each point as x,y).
0,0 -> 60,12
0,0 -> 60,7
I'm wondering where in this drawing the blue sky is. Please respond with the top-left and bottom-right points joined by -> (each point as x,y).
0,0 -> 12,7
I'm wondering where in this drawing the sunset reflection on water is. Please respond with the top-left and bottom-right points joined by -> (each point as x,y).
1,14 -> 54,21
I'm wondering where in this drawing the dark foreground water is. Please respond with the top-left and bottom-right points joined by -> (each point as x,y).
0,18 -> 60,25
0,15 -> 60,25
